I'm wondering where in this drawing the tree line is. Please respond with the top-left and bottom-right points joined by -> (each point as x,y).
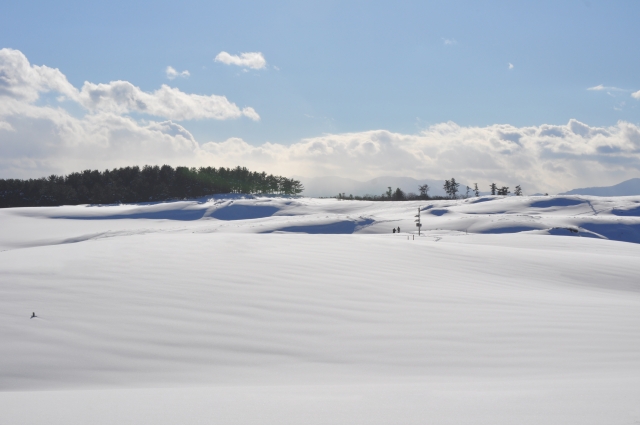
336,185 -> 447,201
441,179 -> 523,198
0,165 -> 304,208
336,180 -> 523,201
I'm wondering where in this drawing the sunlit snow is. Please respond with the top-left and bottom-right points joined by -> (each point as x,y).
1,195 -> 639,424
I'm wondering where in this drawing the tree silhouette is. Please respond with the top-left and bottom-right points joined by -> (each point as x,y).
418,184 -> 430,199
385,187 -> 393,198
393,187 -> 406,200
0,165 -> 304,208
514,185 -> 522,196
444,178 -> 460,198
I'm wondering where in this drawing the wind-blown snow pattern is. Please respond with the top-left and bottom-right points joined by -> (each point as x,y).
1,195 -> 640,425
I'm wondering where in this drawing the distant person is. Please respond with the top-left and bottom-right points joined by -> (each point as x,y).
31,312 -> 36,319
393,228 -> 396,234
397,226 -> 401,233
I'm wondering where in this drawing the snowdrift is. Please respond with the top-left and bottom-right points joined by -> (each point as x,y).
1,194 -> 640,250
1,195 -> 639,424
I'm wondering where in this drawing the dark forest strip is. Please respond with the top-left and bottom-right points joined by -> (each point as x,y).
0,165 -> 304,208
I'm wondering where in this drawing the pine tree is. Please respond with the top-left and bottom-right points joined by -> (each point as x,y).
393,187 -> 406,200
490,183 -> 497,195
443,180 -> 451,197
514,185 -> 522,196
386,187 -> 393,198
449,178 -> 460,198
474,183 -> 480,197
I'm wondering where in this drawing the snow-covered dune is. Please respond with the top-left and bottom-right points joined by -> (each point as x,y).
1,194 -> 640,250
1,195 -> 640,424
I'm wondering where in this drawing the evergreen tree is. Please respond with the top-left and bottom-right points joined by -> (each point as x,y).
385,187 -> 393,198
474,183 -> 480,197
393,187 -> 406,200
443,180 -> 451,197
0,165 -> 304,208
490,183 -> 497,195
514,185 -> 522,196
449,178 -> 460,198
497,186 -> 510,196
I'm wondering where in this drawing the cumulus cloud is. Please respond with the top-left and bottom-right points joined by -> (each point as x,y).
77,81 -> 259,121
165,66 -> 190,80
0,48 -> 77,102
214,52 -> 267,69
632,90 -> 640,100
508,63 -> 514,70
0,48 -> 259,121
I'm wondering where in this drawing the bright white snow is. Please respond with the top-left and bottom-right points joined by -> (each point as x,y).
1,195 -> 639,424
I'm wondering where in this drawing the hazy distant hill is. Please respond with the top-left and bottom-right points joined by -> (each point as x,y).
300,176 -> 473,198
560,178 -> 640,196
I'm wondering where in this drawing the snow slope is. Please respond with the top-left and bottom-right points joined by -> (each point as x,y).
1,195 -> 640,424
1,194 -> 639,249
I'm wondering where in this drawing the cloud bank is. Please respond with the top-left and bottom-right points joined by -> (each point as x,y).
214,52 -> 267,69
2,48 -> 640,194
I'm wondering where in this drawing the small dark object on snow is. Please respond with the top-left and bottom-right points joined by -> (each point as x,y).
31,312 -> 36,319
393,228 -> 396,233
397,227 -> 401,233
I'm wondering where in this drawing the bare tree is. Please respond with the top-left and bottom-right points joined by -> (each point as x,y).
418,184 -> 430,199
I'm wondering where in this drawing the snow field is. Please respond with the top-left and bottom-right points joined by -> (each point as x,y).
1,195 -> 639,424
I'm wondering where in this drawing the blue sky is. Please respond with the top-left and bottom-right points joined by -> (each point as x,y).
3,0 -> 639,142
1,0 -> 640,192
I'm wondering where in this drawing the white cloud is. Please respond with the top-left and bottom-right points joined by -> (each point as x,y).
77,81 -> 259,121
165,66 -> 190,80
3,88 -> 640,194
0,48 -> 77,102
0,121 -> 15,131
508,63 -> 514,70
588,84 -> 625,92
3,49 -> 640,194
0,48 -> 258,122
214,52 -> 267,69
632,90 -> 640,100
442,38 -> 457,45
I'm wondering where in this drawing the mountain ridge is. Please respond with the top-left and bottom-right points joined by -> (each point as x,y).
560,178 -> 640,196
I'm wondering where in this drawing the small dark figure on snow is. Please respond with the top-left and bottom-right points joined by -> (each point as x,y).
397,226 -> 401,233
393,228 -> 396,233
31,312 -> 36,319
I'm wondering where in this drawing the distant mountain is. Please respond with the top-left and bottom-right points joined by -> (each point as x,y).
299,176 -> 474,198
560,178 -> 640,196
